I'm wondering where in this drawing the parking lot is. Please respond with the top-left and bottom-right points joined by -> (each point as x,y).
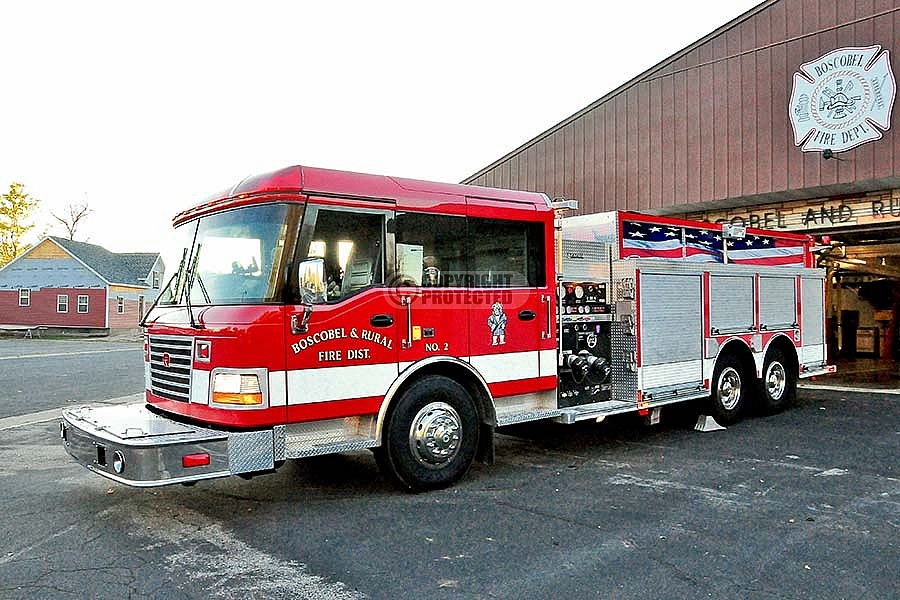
0,336 -> 144,418
0,337 -> 896,599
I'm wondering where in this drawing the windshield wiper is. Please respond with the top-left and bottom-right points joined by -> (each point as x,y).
184,243 -> 204,329
139,248 -> 187,328
195,272 -> 211,304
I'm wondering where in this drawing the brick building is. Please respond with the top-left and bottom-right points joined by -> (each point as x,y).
0,237 -> 163,334
464,0 -> 899,360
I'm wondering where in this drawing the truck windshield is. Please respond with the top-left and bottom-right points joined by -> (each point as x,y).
160,203 -> 299,305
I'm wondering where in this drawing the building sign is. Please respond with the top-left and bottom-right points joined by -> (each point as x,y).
686,191 -> 900,234
790,45 -> 895,154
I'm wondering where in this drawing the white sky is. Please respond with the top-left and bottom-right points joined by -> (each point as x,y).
1,0 -> 762,253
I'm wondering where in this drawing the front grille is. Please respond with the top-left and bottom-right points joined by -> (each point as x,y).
149,335 -> 193,402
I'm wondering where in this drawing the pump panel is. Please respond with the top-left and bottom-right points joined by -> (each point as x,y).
558,280 -> 613,407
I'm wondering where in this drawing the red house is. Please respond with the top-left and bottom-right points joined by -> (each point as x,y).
0,237 -> 163,334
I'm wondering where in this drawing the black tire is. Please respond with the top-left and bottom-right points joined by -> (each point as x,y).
373,375 -> 479,492
706,354 -> 750,426
758,349 -> 796,414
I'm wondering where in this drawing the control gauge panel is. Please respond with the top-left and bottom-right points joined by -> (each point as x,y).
558,280 -> 612,408
558,281 -> 610,322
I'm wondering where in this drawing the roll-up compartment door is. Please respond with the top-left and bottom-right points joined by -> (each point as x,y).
640,273 -> 702,389
759,276 -> 797,330
710,275 -> 755,335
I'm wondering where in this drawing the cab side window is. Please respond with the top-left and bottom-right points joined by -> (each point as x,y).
305,208 -> 384,302
468,218 -> 545,287
395,212 -> 467,287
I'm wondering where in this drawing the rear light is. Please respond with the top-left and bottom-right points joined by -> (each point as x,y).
182,453 -> 210,468
212,373 -> 264,405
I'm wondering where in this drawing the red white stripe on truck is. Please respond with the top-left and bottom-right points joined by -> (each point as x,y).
186,350 -> 557,409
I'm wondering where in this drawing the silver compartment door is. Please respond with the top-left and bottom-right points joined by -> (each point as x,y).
800,276 -> 826,364
760,275 -> 797,330
639,272 -> 703,389
710,274 -> 755,335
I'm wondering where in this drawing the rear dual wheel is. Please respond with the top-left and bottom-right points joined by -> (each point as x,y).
707,350 -> 797,425
374,375 -> 479,492
758,349 -> 796,414
707,354 -> 750,426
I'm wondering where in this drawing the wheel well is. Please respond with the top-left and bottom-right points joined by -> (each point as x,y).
716,339 -> 756,381
765,336 -> 799,375
378,359 -> 495,464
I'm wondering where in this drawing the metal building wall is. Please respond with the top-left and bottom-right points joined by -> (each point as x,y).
463,0 -> 900,216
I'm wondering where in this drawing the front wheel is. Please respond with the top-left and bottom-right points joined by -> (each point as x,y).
374,375 -> 479,492
758,349 -> 796,414
706,354 -> 750,426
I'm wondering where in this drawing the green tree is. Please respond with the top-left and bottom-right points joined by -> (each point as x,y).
0,182 -> 40,267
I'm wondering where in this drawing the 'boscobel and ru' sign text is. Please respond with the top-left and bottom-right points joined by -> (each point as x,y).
689,193 -> 900,233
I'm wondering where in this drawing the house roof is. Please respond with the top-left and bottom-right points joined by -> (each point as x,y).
50,237 -> 160,286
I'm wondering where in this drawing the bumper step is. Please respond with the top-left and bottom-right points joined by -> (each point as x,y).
62,403 -> 232,487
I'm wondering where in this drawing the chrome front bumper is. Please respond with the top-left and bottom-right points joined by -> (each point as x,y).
61,403 -> 277,487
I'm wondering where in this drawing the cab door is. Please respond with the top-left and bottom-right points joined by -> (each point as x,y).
465,202 -> 555,397
284,204 -> 399,423
394,211 -> 470,368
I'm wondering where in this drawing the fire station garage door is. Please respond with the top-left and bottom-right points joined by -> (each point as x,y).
639,272 -> 703,390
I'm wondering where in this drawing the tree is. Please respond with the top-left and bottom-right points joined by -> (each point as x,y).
0,182 -> 40,267
51,198 -> 93,240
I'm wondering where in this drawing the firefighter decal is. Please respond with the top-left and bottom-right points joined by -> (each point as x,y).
488,301 -> 508,345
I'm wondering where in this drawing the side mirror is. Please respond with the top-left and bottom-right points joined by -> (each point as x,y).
297,258 -> 326,305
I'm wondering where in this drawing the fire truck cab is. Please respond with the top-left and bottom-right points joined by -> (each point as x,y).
61,165 -> 834,491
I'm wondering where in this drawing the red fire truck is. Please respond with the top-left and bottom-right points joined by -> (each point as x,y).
61,165 -> 835,491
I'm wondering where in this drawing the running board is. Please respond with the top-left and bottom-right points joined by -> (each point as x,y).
497,408 -> 563,427
284,434 -> 379,459
553,393 -> 707,425
282,416 -> 379,459
798,364 -> 837,379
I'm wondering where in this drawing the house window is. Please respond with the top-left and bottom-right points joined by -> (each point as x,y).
18,289 -> 30,307
78,295 -> 89,313
57,295 -> 68,313
117,296 -> 125,314
152,272 -> 160,289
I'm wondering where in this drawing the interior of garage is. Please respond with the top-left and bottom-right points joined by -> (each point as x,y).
815,223 -> 900,386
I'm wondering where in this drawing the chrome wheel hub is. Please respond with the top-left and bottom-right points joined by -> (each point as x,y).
717,366 -> 742,410
765,362 -> 786,400
409,402 -> 462,469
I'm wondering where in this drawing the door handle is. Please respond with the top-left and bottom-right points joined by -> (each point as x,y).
518,310 -> 536,321
291,305 -> 313,334
401,296 -> 413,349
370,314 -> 394,328
541,294 -> 553,340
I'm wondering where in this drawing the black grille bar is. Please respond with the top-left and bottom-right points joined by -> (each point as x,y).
148,335 -> 193,403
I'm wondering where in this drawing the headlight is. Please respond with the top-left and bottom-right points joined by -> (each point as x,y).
212,373 -> 264,405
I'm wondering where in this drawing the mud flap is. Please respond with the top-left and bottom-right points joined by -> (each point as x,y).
476,423 -> 495,465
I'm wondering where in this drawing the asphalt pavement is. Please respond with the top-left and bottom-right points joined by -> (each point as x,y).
0,336 -> 144,419
0,380 -> 897,599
